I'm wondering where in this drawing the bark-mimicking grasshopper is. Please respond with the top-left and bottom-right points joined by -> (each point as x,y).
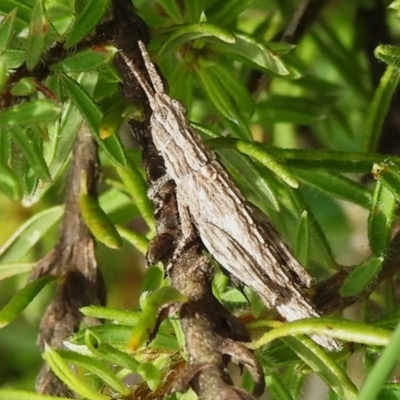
121,41 -> 340,351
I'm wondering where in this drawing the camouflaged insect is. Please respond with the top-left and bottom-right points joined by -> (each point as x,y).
121,41 -> 340,351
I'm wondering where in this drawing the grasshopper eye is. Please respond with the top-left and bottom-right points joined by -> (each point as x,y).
172,99 -> 187,115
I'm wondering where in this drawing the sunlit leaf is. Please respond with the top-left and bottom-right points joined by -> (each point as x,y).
208,62 -> 255,117
0,206 -> 63,263
0,276 -> 55,328
56,350 -> 130,395
0,159 -> 22,201
59,73 -> 127,167
159,22 -> 236,57
43,346 -> 109,400
129,287 -> 187,351
26,0 -> 48,71
208,33 -> 290,75
362,65 -> 400,153
294,169 -> 372,209
10,77 -> 37,96
50,45 -> 118,72
368,181 -> 397,255
79,178 -> 123,249
0,100 -> 61,125
0,262 -> 35,280
0,9 -> 17,56
65,0 -> 112,48
340,255 -> 384,297
10,126 -> 52,182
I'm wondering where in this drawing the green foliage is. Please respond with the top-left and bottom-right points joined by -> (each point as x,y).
1,0 -> 400,399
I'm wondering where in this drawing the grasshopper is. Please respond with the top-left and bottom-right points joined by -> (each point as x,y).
121,41 -> 339,350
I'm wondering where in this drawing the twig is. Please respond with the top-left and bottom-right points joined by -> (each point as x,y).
28,126 -> 106,396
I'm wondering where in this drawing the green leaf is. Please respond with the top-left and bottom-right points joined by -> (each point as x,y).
358,320 -> 400,400
0,390 -> 71,400
374,44 -> 400,68
43,346 -> 109,400
10,126 -> 52,182
209,63 -> 255,117
284,336 -> 358,400
206,0 -> 254,26
295,210 -> 310,266
51,45 -> 118,72
0,125 -> 11,163
294,169 -> 372,209
116,226 -> 149,255
0,100 -> 61,125
0,1 -> 31,25
0,62 -> 7,95
69,323 -> 179,353
288,188 -> 337,270
265,373 -> 294,400
250,318 -> 391,349
264,148 -> 400,174
130,287 -> 187,351
196,66 -> 252,139
340,255 -> 384,297
10,77 -> 37,96
23,166 -> 39,201
116,160 -> 155,232
84,330 -> 140,372
137,362 -> 161,390
64,0 -> 112,48
374,163 -> 400,201
183,0 -> 202,22
159,22 -> 236,57
257,96 -> 328,124
208,33 -> 290,75
0,206 -> 63,263
57,349 -> 130,396
26,0 -> 48,71
207,138 -> 298,188
158,0 -> 183,23
0,159 -> 22,201
0,276 -> 55,328
169,62 -> 194,110
44,98 -> 82,180
312,22 -> 367,96
99,102 -> 128,139
141,266 -> 164,292
69,324 -> 135,350
368,181 -> 397,255
80,306 -> 140,325
60,73 -> 127,168
79,188 -> 123,250
98,187 -> 139,224
378,387 -> 400,400
0,9 -> 17,57
362,65 -> 400,153
0,262 -> 35,280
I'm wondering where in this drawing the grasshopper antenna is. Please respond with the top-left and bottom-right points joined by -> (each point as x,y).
119,49 -> 156,108
137,41 -> 165,93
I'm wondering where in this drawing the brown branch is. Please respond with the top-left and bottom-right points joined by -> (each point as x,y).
28,126 -> 106,396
